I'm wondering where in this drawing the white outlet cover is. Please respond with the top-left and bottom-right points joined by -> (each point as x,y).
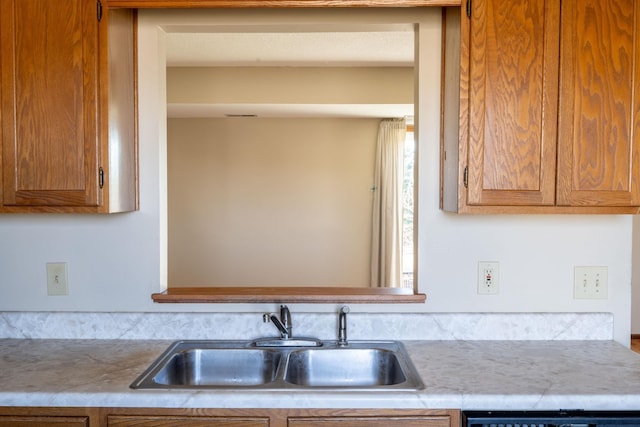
478,261 -> 499,295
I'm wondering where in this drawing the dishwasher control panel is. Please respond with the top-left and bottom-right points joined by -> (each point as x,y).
463,410 -> 640,427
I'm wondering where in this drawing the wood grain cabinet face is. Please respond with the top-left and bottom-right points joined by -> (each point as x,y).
0,408 -> 459,427
0,0 -> 99,208
288,416 -> 451,427
0,0 -> 137,213
467,0 -> 559,207
0,416 -> 89,427
443,0 -> 640,213
107,416 -> 270,427
557,0 -> 640,207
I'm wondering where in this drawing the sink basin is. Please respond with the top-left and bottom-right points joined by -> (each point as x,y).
154,348 -> 280,386
283,348 -> 406,386
131,341 -> 281,388
130,340 -> 423,390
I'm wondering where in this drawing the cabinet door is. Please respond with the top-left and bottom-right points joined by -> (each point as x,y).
557,0 -> 640,206
0,416 -> 89,427
466,0 -> 560,206
289,416 -> 450,427
108,416 -> 270,427
0,0 -> 100,207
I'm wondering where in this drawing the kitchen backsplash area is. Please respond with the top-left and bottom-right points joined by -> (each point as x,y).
0,312 -> 612,341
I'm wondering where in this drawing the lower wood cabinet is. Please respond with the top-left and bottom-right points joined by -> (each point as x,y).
0,408 -> 97,427
288,415 -> 452,427
107,416 -> 270,427
0,408 -> 460,427
0,416 -> 89,427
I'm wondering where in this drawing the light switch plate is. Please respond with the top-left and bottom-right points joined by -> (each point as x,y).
574,266 -> 608,299
46,262 -> 68,296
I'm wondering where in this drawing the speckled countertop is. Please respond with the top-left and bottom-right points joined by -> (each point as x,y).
2,339 -> 640,411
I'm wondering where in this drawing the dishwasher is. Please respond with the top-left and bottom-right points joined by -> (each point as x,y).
463,410 -> 640,426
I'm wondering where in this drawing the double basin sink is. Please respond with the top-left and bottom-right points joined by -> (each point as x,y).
130,340 -> 424,390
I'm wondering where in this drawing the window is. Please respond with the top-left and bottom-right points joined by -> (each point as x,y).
402,129 -> 415,289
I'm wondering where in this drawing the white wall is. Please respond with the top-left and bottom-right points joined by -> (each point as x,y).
0,7 -> 633,345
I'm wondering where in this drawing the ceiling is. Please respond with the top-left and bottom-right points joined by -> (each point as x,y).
165,30 -> 415,119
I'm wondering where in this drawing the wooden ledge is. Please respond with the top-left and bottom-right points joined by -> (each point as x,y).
107,0 -> 462,9
152,286 -> 426,304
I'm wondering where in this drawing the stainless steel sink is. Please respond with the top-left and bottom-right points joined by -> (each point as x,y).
283,348 -> 406,386
153,348 -> 281,386
131,341 -> 281,388
131,340 -> 423,390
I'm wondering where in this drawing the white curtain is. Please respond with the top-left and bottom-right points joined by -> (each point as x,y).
370,118 -> 406,288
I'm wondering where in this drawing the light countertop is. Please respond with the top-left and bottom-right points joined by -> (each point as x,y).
1,339 -> 640,410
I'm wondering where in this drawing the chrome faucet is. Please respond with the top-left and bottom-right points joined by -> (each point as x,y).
338,306 -> 349,346
263,304 -> 292,339
256,304 -> 322,347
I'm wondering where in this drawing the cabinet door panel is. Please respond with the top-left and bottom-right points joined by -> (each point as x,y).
467,0 -> 559,206
0,0 -> 99,206
289,417 -> 450,427
557,0 -> 640,206
108,416 -> 270,427
0,416 -> 88,427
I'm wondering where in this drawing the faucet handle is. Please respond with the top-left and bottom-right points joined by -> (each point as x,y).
338,305 -> 349,346
279,305 -> 292,337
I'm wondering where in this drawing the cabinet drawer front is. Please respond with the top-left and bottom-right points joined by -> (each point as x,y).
107,416 -> 270,427
289,416 -> 450,427
0,416 -> 89,427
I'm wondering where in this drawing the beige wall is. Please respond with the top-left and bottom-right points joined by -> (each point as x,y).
168,117 -> 379,287
167,67 -> 414,105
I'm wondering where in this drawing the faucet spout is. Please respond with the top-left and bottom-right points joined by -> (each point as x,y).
267,314 -> 289,338
256,305 -> 322,347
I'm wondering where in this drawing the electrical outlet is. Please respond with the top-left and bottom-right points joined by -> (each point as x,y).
478,261 -> 499,295
46,263 -> 68,296
574,266 -> 608,299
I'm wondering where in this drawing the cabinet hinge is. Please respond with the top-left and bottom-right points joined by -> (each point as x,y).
466,0 -> 472,18
463,166 -> 469,188
99,167 -> 104,189
97,0 -> 103,22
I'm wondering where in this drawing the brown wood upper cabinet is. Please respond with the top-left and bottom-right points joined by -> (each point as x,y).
0,0 -> 137,213
442,0 -> 640,213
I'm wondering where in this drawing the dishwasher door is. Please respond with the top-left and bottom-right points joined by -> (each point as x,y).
463,410 -> 640,427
